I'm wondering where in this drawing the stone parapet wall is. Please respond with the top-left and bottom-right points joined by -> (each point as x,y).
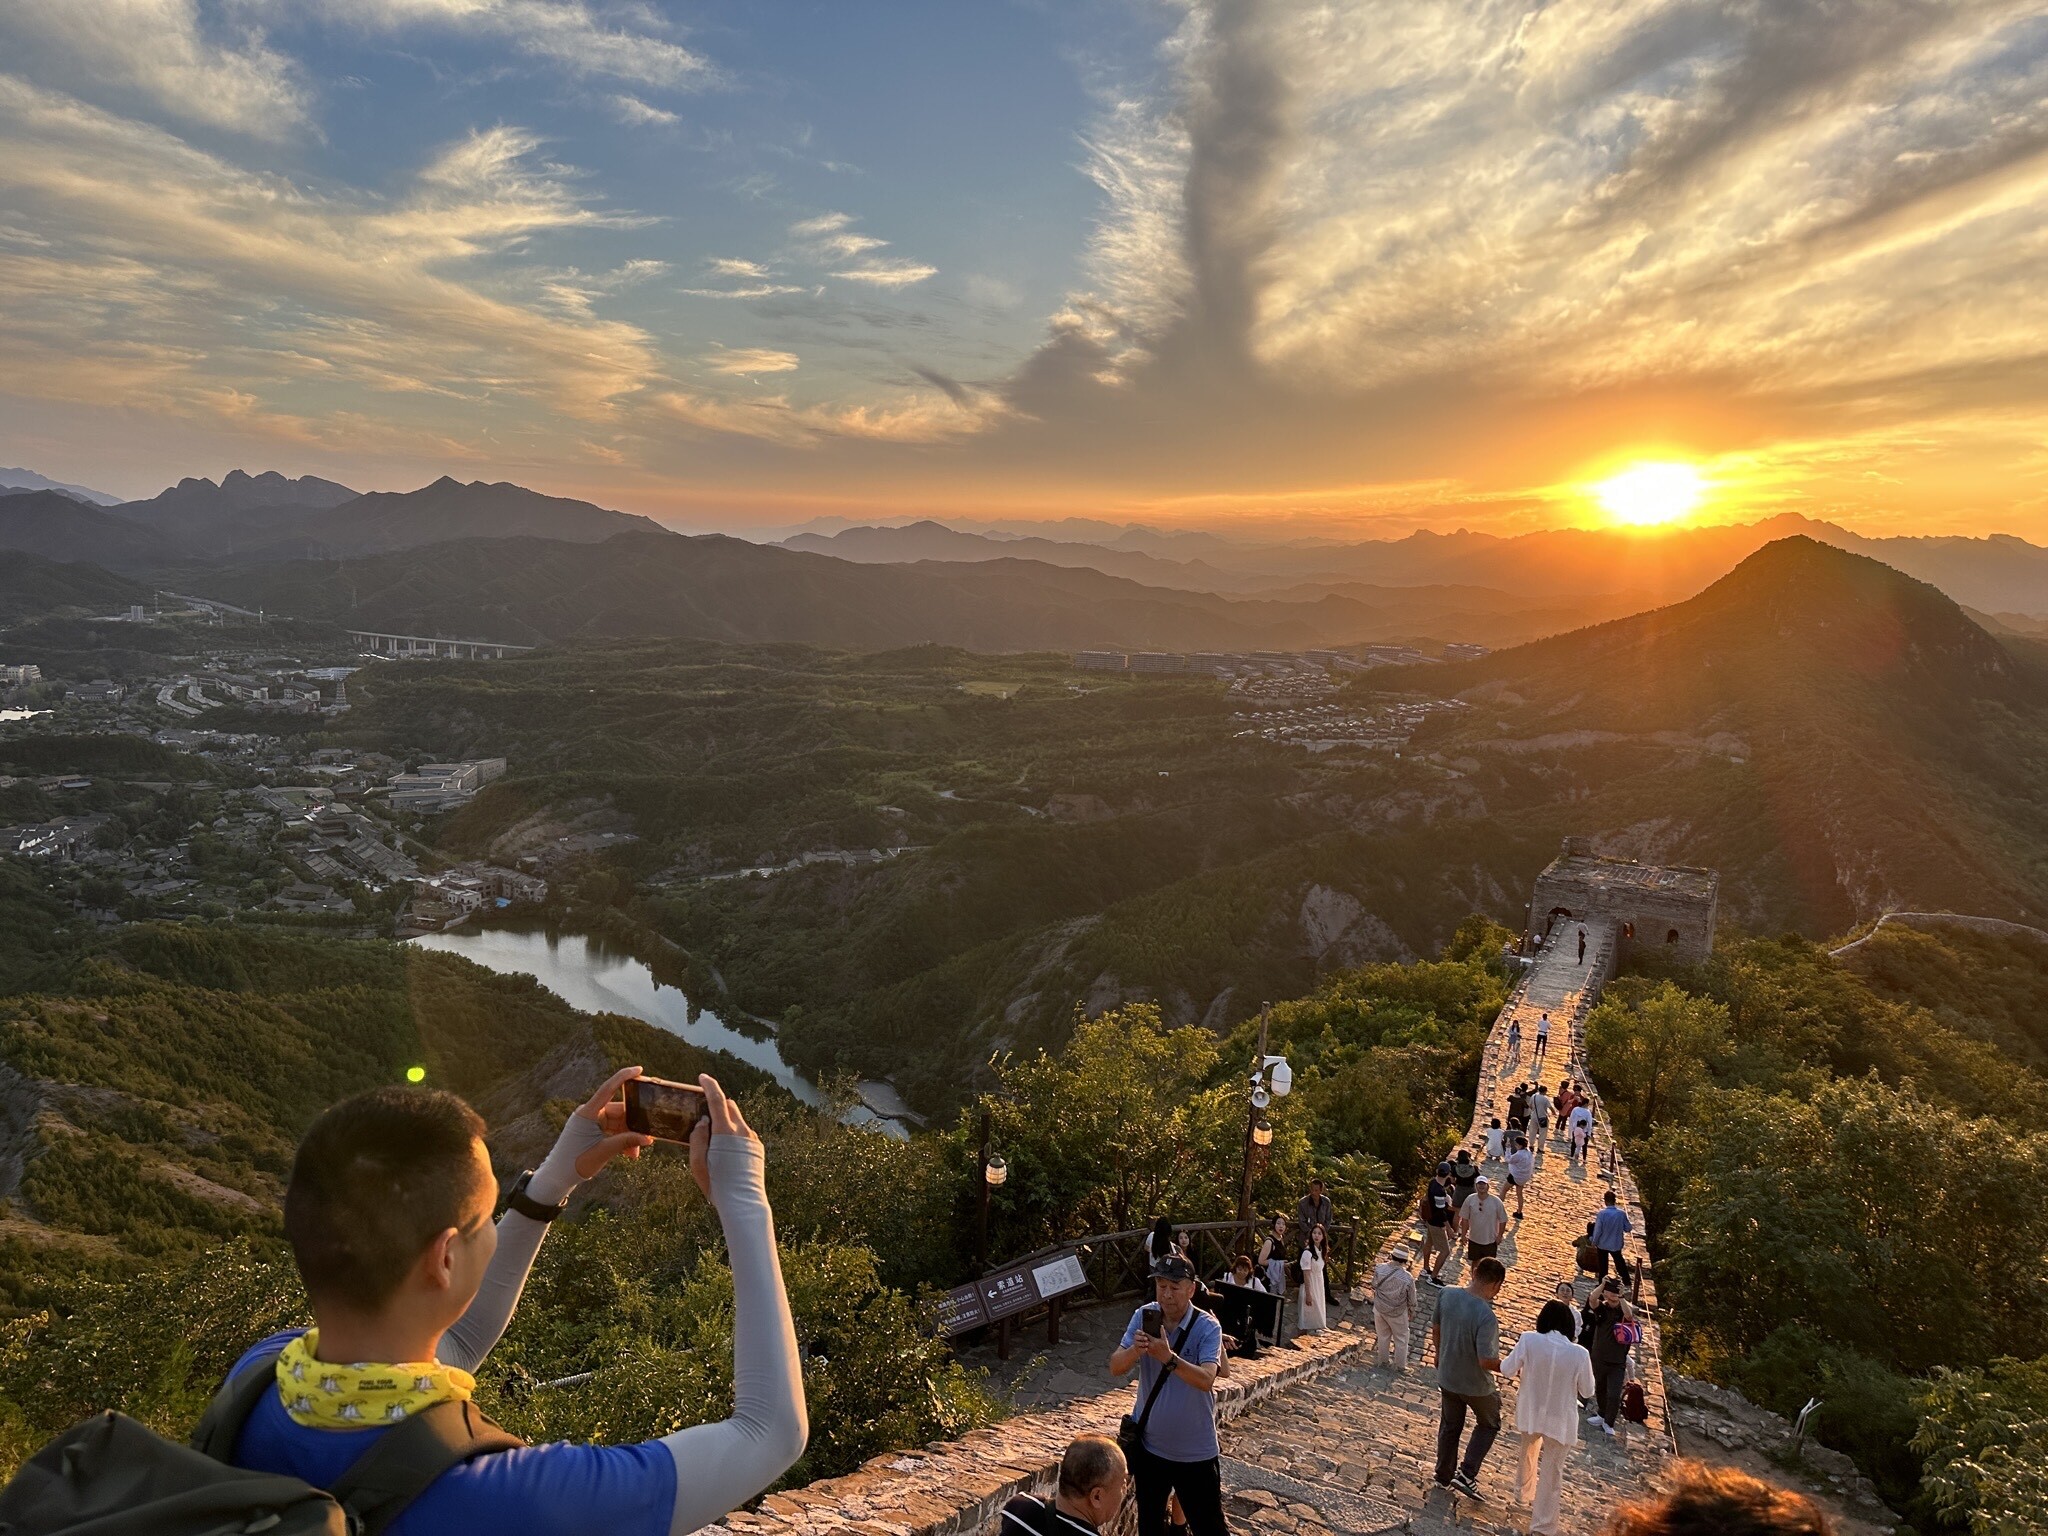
709,1323 -> 1378,1536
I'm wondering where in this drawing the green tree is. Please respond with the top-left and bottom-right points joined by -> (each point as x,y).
1656,1077 -> 2048,1374
1915,1355 -> 2048,1536
1584,979 -> 1731,1137
973,1004 -> 1311,1255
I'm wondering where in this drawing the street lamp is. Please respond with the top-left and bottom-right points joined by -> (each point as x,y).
1237,1002 -> 1292,1227
976,1111 -> 998,1275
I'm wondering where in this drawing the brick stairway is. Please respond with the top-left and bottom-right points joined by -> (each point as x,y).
1218,916 -> 1672,1535
711,923 -> 1670,1536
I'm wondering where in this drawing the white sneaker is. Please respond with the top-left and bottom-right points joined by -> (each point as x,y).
1588,1416 -> 1608,1431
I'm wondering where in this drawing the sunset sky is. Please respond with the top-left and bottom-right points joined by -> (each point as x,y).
3,0 -> 2046,538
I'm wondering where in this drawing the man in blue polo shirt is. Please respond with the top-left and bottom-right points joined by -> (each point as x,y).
1109,1254 -> 1225,1536
220,1067 -> 807,1536
1591,1188 -> 1634,1287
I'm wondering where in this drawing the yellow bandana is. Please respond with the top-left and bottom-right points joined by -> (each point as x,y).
275,1329 -> 475,1429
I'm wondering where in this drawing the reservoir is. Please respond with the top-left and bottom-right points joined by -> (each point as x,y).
409,926 -> 826,1108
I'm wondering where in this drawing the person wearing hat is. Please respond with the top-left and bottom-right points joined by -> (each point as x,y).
1370,1245 -> 1417,1369
1420,1162 -> 1455,1284
1109,1253 -> 1226,1536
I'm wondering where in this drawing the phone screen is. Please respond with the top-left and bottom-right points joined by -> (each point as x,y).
624,1076 -> 707,1143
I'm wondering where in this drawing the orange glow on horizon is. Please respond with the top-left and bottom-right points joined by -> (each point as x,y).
1589,461 -> 1709,529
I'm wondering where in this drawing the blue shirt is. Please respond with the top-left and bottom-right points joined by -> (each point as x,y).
1591,1205 -> 1632,1252
227,1332 -> 676,1536
1118,1306 -> 1223,1463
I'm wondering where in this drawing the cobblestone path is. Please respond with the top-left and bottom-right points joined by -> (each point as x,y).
1219,917 -> 1673,1535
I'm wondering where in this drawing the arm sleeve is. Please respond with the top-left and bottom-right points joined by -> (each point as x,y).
662,1136 -> 807,1536
438,1115 -> 606,1372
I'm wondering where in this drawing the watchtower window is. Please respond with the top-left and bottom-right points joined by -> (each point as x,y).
1666,928 -> 1680,944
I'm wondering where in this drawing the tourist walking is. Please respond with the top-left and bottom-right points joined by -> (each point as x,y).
1430,1256 -> 1507,1499
1553,1281 -> 1582,1339
1500,1301 -> 1595,1536
1577,926 -> 1587,965
1554,1082 -> 1578,1140
1504,1138 -> 1534,1219
1420,1163 -> 1455,1284
1568,1100 -> 1594,1163
1529,1084 -> 1553,1144
1371,1246 -> 1416,1369
1109,1254 -> 1226,1536
1506,1082 -> 1530,1133
1534,1012 -> 1551,1061
1505,1018 -> 1522,1064
1592,1188 -> 1636,1288
1449,1148 -> 1480,1213
1297,1224 -> 1329,1333
1458,1175 -> 1510,1263
1581,1278 -> 1636,1434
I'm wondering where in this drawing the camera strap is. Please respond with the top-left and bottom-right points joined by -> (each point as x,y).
1134,1314 -> 1198,1435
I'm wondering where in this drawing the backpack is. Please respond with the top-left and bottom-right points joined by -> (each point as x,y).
1621,1380 -> 1650,1424
0,1346 -> 523,1536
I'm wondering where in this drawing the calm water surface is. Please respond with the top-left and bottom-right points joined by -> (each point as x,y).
409,926 -> 827,1109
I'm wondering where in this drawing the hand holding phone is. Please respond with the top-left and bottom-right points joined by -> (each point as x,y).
1141,1304 -> 1164,1338
624,1075 -> 709,1143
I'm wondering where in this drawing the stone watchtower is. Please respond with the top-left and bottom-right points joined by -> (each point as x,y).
1530,837 -> 1719,963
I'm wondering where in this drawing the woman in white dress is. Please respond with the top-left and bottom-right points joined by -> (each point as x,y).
1297,1223 -> 1329,1332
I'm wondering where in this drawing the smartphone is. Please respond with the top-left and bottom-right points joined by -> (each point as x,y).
623,1075 -> 707,1143
1141,1305 -> 1164,1338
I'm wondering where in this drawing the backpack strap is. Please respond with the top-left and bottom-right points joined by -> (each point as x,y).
191,1345 -> 292,1463
328,1398 -> 525,1536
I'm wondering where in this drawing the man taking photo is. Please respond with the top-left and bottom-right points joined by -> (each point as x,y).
218,1067 -> 807,1536
1109,1254 -> 1226,1536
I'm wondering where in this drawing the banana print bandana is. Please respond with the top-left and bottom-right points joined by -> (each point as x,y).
275,1329 -> 475,1429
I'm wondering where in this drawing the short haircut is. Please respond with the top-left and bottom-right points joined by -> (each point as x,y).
1056,1435 -> 1126,1499
1605,1189 -> 1619,1204
1473,1257 -> 1507,1286
1536,1300 -> 1576,1335
1603,1464 -> 1833,1536
285,1086 -> 491,1312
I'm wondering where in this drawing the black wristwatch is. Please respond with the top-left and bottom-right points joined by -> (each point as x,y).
504,1169 -> 569,1223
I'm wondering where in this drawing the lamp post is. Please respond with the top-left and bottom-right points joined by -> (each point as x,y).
1236,1001 -> 1292,1229
976,1109 -> 1008,1275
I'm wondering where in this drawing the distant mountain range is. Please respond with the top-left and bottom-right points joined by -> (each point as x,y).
0,474 -> 668,568
10,464 -> 2048,657
194,534 -> 1507,652
0,467 -> 122,506
782,513 -> 2048,617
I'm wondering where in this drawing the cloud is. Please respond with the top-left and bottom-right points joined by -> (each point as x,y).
830,259 -> 939,287
790,211 -> 893,260
0,78 -> 657,430
707,257 -> 771,278
334,0 -> 716,88
707,347 -> 799,375
609,93 -> 680,127
1,0 -> 306,137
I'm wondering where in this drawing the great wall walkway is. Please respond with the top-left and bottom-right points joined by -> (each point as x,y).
712,920 -> 1671,1536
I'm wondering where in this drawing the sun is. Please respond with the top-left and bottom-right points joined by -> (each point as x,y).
1590,461 -> 1707,528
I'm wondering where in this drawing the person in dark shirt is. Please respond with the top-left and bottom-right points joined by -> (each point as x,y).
1420,1164 -> 1455,1284
1449,1149 -> 1480,1212
1001,1435 -> 1129,1536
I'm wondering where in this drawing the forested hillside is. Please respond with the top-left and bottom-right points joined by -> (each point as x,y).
1590,923 -> 2048,1531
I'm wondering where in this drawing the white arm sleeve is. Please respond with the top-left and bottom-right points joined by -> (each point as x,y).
438,1114 -> 606,1372
662,1135 -> 808,1536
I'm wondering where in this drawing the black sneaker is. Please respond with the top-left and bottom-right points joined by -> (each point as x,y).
1450,1472 -> 1484,1501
